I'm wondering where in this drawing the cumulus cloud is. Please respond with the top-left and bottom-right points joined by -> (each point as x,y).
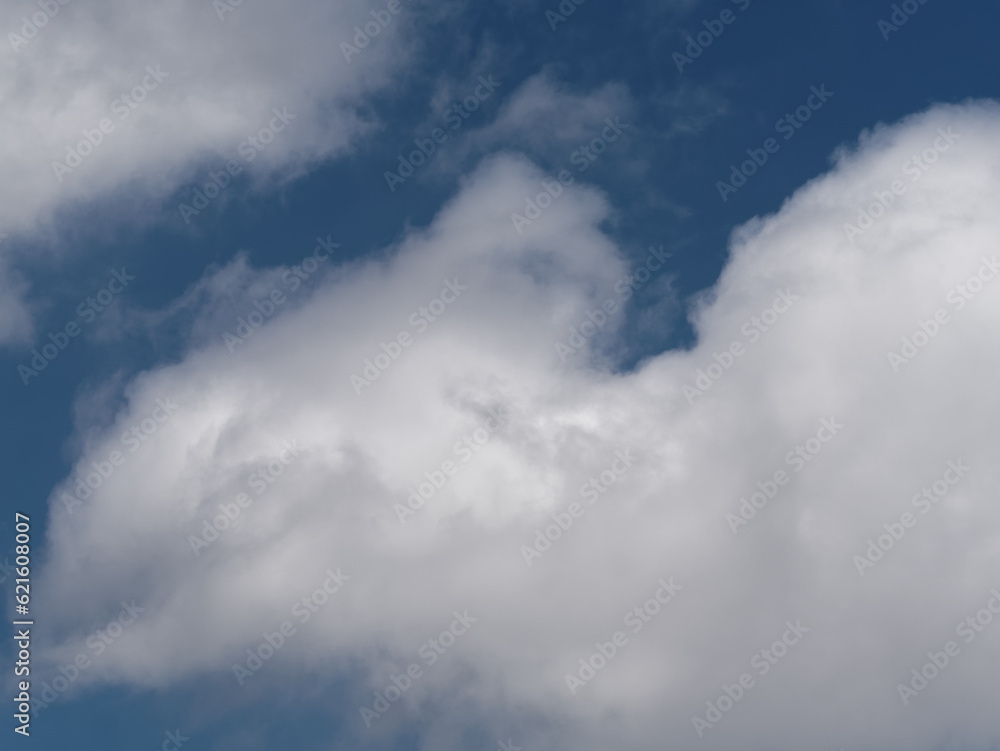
32,100 -> 1000,750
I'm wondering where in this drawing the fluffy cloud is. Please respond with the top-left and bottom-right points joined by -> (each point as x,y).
1,0 -> 420,227
35,100 -> 1000,750
0,0 -> 424,343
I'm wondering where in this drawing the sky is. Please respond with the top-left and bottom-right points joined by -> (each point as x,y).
2,0 -> 1000,749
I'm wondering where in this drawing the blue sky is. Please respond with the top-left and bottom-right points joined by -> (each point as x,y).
3,1 -> 1000,749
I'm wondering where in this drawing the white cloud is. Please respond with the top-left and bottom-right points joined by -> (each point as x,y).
34,100 -> 1000,750
0,0 -> 423,343
0,0 -> 413,229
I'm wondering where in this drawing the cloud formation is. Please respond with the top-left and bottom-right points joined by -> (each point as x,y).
34,100 -> 1000,750
0,0 -> 424,343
